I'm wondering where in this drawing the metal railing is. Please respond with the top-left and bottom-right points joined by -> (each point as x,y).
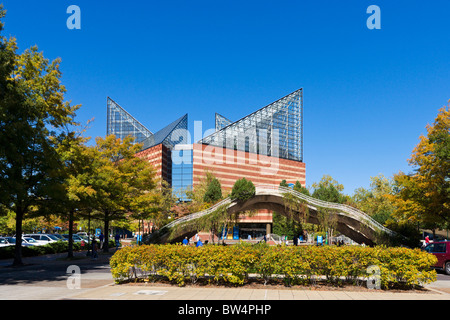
257,185 -> 396,236
162,197 -> 233,230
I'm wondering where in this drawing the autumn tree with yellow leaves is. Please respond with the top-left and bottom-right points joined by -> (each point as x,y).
390,102 -> 450,235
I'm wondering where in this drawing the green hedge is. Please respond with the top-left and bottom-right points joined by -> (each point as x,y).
109,243 -> 437,289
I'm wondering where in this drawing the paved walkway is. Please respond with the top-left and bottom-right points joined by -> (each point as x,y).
1,250 -> 449,300
67,283 -> 450,300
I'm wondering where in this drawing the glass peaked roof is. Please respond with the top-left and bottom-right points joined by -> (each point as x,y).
106,97 -> 188,151
142,114 -> 188,150
215,113 -> 233,131
107,97 -> 153,145
200,88 -> 303,162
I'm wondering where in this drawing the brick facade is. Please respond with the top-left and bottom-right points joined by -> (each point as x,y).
135,142 -> 306,230
135,143 -> 172,185
192,143 -> 306,224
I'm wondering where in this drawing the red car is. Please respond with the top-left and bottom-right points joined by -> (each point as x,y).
424,241 -> 450,275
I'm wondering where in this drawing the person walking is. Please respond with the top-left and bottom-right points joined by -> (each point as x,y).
99,232 -> 104,249
182,237 -> 189,245
91,236 -> 98,260
115,233 -> 121,250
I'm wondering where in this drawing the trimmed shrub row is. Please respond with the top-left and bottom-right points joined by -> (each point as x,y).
109,243 -> 437,289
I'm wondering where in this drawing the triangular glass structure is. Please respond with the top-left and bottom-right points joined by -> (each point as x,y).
215,113 -> 233,131
200,88 -> 303,162
107,97 -> 188,151
107,97 -> 153,145
142,114 -> 188,150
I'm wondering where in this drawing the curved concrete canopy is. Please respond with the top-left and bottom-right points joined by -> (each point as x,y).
147,185 -> 397,245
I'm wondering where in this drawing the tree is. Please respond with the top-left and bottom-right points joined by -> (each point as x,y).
203,177 -> 222,203
310,175 -> 346,244
230,178 -> 255,202
185,171 -> 218,213
275,179 -> 307,238
90,135 -> 156,252
390,103 -> 450,234
0,8 -> 79,266
272,211 -> 303,239
51,129 -> 96,258
150,180 -> 177,229
293,180 -> 310,196
279,179 -> 289,188
311,175 -> 345,204
352,174 -> 395,225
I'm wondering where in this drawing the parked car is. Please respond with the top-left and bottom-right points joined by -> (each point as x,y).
424,241 -> 450,275
0,237 -> 13,247
62,234 -> 83,242
52,234 -> 68,241
23,234 -> 60,245
1,237 -> 34,247
21,237 -> 43,246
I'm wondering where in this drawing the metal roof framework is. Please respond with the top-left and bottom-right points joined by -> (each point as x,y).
200,88 -> 303,162
107,97 -> 153,145
215,113 -> 233,131
106,97 -> 188,151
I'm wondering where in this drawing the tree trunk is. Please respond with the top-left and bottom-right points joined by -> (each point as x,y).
13,207 -> 24,267
67,209 -> 74,258
103,214 -> 110,253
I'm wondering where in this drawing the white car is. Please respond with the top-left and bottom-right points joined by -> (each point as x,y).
21,237 -> 42,246
0,237 -> 13,247
23,234 -> 60,245
1,237 -> 34,247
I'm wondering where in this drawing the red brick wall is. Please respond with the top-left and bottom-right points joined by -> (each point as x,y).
192,143 -> 305,190
192,143 -> 306,223
135,143 -> 172,185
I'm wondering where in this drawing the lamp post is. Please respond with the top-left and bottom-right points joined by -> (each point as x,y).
86,210 -> 91,257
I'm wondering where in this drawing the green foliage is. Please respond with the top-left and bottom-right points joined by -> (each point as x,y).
0,8 -> 80,265
272,211 -> 303,240
293,180 -> 310,196
89,135 -> 157,252
110,244 -> 437,289
390,104 -> 450,229
352,174 -> 395,225
312,183 -> 345,204
280,180 -> 289,188
203,177 -> 222,203
230,178 -> 255,202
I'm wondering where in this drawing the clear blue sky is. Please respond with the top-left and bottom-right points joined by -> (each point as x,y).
2,0 -> 449,194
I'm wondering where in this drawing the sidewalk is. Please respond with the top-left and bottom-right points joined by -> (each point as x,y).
1,250 -> 449,300
68,283 -> 450,300
0,249 -> 112,267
